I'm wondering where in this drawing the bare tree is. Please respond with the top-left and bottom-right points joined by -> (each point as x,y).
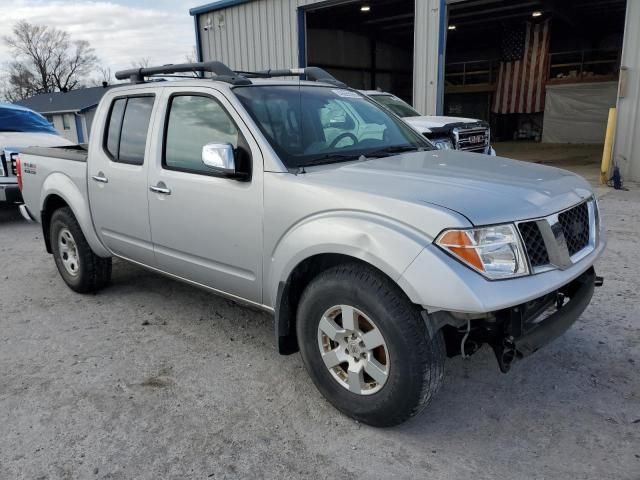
131,57 -> 152,69
88,65 -> 113,87
183,48 -> 201,77
2,20 -> 99,100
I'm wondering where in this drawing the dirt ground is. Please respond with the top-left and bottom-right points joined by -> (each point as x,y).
0,185 -> 639,479
494,142 -> 604,186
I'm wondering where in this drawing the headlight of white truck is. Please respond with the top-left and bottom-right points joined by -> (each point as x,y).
431,138 -> 454,150
436,224 -> 529,279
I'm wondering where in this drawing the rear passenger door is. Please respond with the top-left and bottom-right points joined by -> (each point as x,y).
88,92 -> 157,265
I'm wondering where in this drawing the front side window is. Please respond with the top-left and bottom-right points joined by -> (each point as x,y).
164,95 -> 240,174
103,96 -> 154,165
233,85 -> 430,168
370,94 -> 421,118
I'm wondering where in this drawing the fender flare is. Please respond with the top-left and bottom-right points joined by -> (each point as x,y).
40,173 -> 110,257
267,211 -> 434,352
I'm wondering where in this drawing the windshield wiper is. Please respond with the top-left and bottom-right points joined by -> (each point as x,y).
364,145 -> 425,158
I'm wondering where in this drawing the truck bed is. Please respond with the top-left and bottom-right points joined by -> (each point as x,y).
19,145 -> 89,225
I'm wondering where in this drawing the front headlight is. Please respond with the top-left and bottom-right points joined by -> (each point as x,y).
432,138 -> 454,150
436,224 -> 529,279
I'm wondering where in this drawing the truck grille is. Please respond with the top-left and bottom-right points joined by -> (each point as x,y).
558,201 -> 590,256
518,200 -> 594,271
518,221 -> 550,267
453,126 -> 490,153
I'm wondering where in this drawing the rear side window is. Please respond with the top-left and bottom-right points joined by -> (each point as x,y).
104,96 -> 154,165
105,99 -> 125,158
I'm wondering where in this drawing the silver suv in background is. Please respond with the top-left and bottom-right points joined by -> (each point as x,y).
362,90 -> 496,155
17,62 -> 604,427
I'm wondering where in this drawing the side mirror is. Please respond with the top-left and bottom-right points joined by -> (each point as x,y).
202,143 -> 236,176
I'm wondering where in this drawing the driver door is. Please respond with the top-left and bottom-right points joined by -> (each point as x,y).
147,87 -> 264,304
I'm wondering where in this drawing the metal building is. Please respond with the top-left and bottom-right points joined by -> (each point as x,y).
190,0 -> 640,182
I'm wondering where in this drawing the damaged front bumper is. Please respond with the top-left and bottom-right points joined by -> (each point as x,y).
434,267 -> 602,372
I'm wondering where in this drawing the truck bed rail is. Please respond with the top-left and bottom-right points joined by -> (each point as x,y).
20,145 -> 88,163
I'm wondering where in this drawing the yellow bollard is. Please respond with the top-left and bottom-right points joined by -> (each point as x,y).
601,107 -> 617,185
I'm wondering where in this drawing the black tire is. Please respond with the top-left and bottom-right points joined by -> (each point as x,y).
296,263 -> 446,427
50,207 -> 112,293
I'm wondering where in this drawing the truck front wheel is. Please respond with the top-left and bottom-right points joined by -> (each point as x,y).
296,263 -> 446,427
50,207 -> 111,293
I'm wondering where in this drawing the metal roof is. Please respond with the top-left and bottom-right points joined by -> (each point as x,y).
189,0 -> 254,16
14,85 -> 119,115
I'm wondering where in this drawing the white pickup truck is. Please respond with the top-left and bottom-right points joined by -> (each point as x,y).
1,103 -> 73,205
17,62 -> 604,427
361,90 -> 496,155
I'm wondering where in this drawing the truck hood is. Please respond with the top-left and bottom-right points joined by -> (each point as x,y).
304,150 -> 593,225
404,115 -> 480,133
0,132 -> 74,150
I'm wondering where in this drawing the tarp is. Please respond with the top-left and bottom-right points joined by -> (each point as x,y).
0,102 -> 58,134
541,82 -> 618,144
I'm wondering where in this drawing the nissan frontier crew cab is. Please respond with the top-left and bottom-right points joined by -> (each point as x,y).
17,62 -> 605,427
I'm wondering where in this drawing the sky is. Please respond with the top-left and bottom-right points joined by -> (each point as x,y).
0,0 -> 200,80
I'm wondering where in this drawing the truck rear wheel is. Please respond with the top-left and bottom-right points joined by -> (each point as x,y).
296,263 -> 446,427
50,207 -> 111,293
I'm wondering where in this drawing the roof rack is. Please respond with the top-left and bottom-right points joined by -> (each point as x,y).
243,67 -> 347,87
114,61 -> 347,88
114,61 -> 252,85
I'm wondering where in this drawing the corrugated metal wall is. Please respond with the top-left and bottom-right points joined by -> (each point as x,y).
197,0 -> 322,71
195,0 -> 442,115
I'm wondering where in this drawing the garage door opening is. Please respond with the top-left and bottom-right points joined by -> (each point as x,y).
303,0 -> 414,103
444,0 -> 627,183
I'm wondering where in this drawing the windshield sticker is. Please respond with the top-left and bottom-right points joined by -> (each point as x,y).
332,89 -> 362,99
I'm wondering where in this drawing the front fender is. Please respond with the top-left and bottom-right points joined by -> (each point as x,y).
41,173 -> 110,257
267,211 -> 433,308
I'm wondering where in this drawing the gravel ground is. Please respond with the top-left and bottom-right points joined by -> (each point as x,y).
0,187 -> 638,480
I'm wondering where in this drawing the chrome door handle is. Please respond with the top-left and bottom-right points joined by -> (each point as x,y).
92,174 -> 108,183
149,185 -> 171,195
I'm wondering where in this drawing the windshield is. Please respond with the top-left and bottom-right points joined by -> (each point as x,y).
233,85 -> 431,168
369,94 -> 421,118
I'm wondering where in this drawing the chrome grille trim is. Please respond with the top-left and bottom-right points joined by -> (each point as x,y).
517,198 -> 597,274
453,126 -> 490,153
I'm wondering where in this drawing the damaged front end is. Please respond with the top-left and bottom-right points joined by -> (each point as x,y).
431,267 -> 603,373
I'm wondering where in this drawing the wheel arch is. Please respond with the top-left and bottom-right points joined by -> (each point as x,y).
274,253 -> 422,355
268,212 -> 433,354
40,174 -> 110,257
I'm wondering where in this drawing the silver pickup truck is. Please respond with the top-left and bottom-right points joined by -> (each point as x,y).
17,62 -> 605,427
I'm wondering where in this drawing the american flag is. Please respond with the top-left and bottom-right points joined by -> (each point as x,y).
492,20 -> 551,114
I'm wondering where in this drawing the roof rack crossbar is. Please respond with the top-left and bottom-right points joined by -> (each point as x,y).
251,67 -> 347,87
114,61 -> 252,85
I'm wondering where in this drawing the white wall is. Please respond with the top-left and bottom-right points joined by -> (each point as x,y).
613,0 -> 640,181
414,0 -> 443,115
51,113 -> 78,143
